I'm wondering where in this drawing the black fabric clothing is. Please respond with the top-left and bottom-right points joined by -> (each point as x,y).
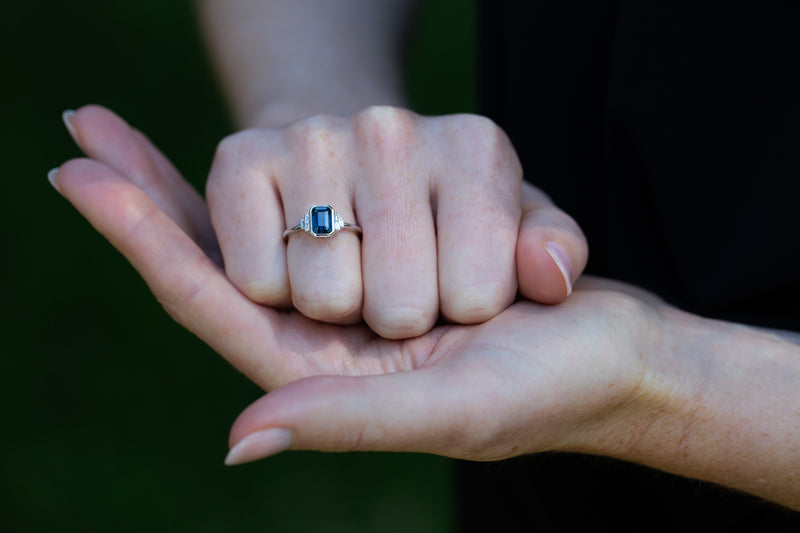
459,1 -> 800,531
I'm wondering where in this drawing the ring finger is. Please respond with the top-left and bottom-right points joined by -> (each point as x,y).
281,118 -> 363,324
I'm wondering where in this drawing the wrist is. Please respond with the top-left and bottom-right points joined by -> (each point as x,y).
571,303 -> 727,466
557,291 -> 668,458
534,289 -> 664,459
574,300 -> 800,508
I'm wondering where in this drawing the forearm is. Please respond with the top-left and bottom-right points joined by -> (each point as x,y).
586,306 -> 800,509
196,0 -> 414,128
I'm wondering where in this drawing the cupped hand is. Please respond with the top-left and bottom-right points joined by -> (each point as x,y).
52,105 -> 648,464
221,283 -> 655,465
205,105 -> 587,338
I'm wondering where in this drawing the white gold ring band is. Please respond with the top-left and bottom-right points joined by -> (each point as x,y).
282,205 -> 361,240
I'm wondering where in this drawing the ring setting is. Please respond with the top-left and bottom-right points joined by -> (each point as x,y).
283,205 -> 361,240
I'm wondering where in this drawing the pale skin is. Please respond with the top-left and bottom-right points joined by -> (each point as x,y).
204,106 -> 588,339
53,105 -> 800,511
198,0 -> 589,339
51,0 -> 800,511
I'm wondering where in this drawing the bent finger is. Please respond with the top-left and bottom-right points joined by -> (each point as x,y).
516,182 -> 589,304
206,130 -> 291,308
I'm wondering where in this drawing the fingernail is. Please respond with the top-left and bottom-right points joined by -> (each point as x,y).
545,241 -> 573,296
47,167 -> 61,193
62,109 -> 77,141
224,428 -> 293,466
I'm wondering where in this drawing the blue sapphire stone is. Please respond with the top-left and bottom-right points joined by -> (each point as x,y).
310,205 -> 334,236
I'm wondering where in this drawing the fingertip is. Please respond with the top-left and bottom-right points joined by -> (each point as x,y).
47,167 -> 61,193
62,109 -> 77,142
517,235 -> 572,304
226,373 -> 465,457
545,241 -> 573,297
516,194 -> 588,304
67,105 -> 132,146
224,427 -> 293,466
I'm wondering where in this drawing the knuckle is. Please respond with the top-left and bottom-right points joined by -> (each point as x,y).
447,114 -> 522,185
206,128 -> 287,205
287,113 -> 342,136
283,115 -> 351,183
354,105 -> 419,150
206,130 -> 266,195
286,114 -> 347,156
451,113 -> 499,137
211,129 -> 260,169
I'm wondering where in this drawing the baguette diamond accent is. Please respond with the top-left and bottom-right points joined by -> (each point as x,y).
283,205 -> 362,240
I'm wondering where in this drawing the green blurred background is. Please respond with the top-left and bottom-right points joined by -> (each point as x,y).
2,1 -> 474,531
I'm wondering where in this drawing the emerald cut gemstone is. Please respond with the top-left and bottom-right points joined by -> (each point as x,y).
310,205 -> 334,236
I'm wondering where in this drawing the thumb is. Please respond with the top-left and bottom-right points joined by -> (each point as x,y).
516,182 -> 588,304
224,371 -> 480,465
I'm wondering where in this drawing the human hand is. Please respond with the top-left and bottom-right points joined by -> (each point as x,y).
52,107 -> 800,511
52,105 -> 638,463
205,106 -> 588,338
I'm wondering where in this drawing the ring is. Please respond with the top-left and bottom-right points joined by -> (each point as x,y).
282,205 -> 362,240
